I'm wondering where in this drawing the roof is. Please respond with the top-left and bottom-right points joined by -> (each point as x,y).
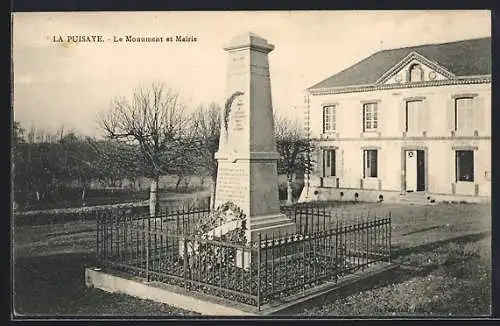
309,37 -> 491,90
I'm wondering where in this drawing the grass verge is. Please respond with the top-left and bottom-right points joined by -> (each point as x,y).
13,253 -> 199,316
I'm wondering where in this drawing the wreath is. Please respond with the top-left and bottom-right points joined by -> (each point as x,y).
223,91 -> 244,133
193,201 -> 247,239
186,201 -> 248,273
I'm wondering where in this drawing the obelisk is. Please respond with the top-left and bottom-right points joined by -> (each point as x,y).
214,32 -> 296,242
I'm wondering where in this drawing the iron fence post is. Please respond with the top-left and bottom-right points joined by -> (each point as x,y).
365,220 -> 369,265
323,207 -> 326,232
104,211 -> 108,261
146,214 -> 150,282
110,212 -> 114,260
257,233 -> 261,312
96,211 -> 100,263
183,233 -> 189,289
388,213 -> 392,263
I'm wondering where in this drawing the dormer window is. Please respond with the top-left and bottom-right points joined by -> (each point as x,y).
409,63 -> 424,82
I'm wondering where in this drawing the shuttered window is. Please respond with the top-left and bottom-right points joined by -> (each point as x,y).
363,149 -> 378,178
456,150 -> 474,182
363,103 -> 378,131
323,149 -> 336,177
323,105 -> 336,133
405,100 -> 423,132
455,97 -> 474,132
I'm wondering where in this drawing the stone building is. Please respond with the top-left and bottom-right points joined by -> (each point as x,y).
299,37 -> 491,203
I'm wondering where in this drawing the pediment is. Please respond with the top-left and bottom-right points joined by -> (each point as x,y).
376,51 -> 456,85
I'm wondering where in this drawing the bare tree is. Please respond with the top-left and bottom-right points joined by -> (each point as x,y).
191,103 -> 221,209
275,114 -> 314,205
99,82 -> 198,217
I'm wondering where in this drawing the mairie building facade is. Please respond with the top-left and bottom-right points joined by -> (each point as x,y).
299,37 -> 491,204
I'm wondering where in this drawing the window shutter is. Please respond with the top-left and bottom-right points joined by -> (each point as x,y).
421,99 -> 430,133
473,96 -> 485,133
412,102 -> 419,132
313,148 -> 324,177
363,150 -> 369,178
399,100 -> 406,133
362,150 -> 366,178
372,150 -> 378,177
457,103 -> 466,131
361,104 -> 365,132
378,149 -> 383,179
333,106 -> 337,132
322,108 -> 326,133
336,149 -> 344,178
446,98 -> 455,132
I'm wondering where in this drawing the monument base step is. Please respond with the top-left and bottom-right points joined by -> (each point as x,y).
247,214 -> 297,241
250,213 -> 293,224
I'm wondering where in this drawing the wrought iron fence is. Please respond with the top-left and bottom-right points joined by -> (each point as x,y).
281,203 -> 333,234
96,204 -> 391,311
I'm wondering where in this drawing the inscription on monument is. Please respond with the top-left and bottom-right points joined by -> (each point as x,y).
217,166 -> 249,202
233,97 -> 245,132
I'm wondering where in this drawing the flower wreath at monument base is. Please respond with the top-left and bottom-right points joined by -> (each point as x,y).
186,201 -> 249,273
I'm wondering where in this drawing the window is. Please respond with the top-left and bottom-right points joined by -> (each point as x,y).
323,105 -> 336,133
405,100 -> 423,132
363,103 -> 378,131
363,149 -> 378,178
409,64 -> 423,82
323,149 -> 336,177
455,97 -> 474,132
456,150 -> 474,182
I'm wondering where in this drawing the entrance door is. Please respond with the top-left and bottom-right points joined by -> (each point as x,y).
405,149 -> 425,192
405,150 -> 417,192
416,150 -> 425,191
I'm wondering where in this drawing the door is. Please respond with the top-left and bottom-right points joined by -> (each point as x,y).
323,149 -> 336,177
416,150 -> 425,191
405,150 -> 417,192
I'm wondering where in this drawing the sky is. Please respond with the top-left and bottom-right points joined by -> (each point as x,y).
12,10 -> 491,137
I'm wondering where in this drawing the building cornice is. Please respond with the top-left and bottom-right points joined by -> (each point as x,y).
311,135 -> 491,143
309,76 -> 491,96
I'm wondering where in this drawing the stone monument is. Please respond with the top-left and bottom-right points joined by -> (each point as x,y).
214,32 -> 297,242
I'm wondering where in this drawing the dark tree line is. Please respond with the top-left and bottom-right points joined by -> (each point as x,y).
12,124 -> 142,210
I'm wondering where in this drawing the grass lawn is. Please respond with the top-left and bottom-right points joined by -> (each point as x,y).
12,201 -> 491,317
